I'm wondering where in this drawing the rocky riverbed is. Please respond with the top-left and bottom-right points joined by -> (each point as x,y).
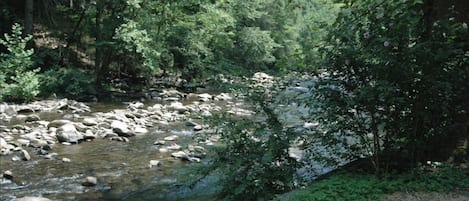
0,86 -> 252,200
0,72 -> 348,201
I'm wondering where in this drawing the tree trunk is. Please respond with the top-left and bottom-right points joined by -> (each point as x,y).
95,0 -> 104,87
24,0 -> 33,35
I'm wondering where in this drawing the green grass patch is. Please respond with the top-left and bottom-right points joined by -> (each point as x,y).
277,165 -> 469,201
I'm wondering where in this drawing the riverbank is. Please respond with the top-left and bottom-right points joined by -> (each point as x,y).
276,164 -> 469,201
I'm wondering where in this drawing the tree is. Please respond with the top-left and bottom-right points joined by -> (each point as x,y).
315,0 -> 469,174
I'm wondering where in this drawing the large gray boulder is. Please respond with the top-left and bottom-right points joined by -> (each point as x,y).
111,121 -> 134,137
56,124 -> 83,143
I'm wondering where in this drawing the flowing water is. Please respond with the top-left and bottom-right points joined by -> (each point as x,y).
0,101 -> 224,201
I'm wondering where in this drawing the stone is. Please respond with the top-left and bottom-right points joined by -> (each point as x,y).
3,170 -> 13,180
57,124 -> 83,143
188,157 -> 201,163
82,176 -> 98,187
197,93 -> 212,102
133,126 -> 148,135
111,121 -> 134,137
193,125 -> 203,131
163,135 -> 179,141
62,158 -> 71,162
20,149 -> 31,161
15,197 -> 51,201
153,140 -> 166,145
158,148 -> 169,153
30,139 -> 48,148
167,102 -> 189,113
214,93 -> 232,101
16,139 -> 30,146
82,118 -> 98,126
171,151 -> 189,160
0,103 -> 17,116
1,137 -> 9,148
149,160 -> 161,168
48,119 -> 73,128
83,130 -> 96,140
25,114 -> 41,122
167,144 -> 182,150
128,102 -> 144,110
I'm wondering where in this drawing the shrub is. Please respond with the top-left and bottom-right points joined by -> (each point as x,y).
40,67 -> 95,98
0,23 -> 40,102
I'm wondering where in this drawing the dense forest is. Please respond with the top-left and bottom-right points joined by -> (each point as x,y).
1,0 -> 468,201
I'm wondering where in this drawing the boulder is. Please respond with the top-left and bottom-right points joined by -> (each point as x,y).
56,124 -> 83,143
82,118 -> 98,126
111,121 -> 134,137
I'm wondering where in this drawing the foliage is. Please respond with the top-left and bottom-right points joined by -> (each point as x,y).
0,23 -> 40,102
278,165 -> 469,201
313,0 -> 469,174
40,67 -> 95,98
206,80 -> 299,201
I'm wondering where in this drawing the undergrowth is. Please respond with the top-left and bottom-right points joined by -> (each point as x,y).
278,165 -> 469,201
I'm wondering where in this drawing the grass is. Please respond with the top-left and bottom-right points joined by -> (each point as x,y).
277,164 -> 469,201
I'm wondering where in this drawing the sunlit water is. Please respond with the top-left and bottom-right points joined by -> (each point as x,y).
0,101 -> 223,201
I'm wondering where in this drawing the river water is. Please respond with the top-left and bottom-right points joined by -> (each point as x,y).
0,100 -> 226,201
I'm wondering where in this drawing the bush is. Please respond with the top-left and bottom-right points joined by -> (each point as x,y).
205,78 -> 299,201
0,23 -> 40,102
278,165 -> 469,201
40,67 -> 95,98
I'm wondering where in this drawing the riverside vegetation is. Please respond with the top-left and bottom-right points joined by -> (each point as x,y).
1,0 -> 468,200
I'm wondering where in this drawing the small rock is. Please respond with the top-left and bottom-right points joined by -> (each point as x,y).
82,118 -> 98,126
25,114 -> 41,122
153,140 -> 166,145
62,157 -> 71,162
188,157 -> 201,163
82,176 -> 98,187
48,119 -> 73,128
193,125 -> 203,131
163,135 -> 179,141
16,139 -> 30,146
20,149 -> 31,161
15,196 -> 51,201
198,93 -> 212,102
171,151 -> 189,160
83,130 -> 96,140
149,160 -> 161,168
133,126 -> 148,135
12,156 -> 21,161
128,102 -> 144,110
167,144 -> 182,150
3,170 -> 13,180
44,153 -> 58,159
158,148 -> 169,153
